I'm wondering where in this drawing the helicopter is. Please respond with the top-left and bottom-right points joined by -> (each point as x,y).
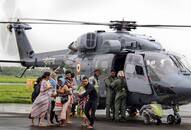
1,18 -> 191,124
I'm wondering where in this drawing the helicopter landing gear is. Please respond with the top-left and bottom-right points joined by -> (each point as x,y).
167,105 -> 181,125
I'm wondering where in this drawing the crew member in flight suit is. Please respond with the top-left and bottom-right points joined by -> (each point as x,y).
104,69 -> 117,119
111,70 -> 127,121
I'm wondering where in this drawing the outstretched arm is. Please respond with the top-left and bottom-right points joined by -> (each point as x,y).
79,86 -> 93,98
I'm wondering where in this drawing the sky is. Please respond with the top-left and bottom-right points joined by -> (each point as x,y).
1,0 -> 191,65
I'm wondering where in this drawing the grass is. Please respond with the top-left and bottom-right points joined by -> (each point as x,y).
0,75 -> 36,83
0,85 -> 33,104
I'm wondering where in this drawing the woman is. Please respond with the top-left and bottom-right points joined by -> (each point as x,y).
29,72 -> 52,127
58,80 -> 73,126
77,84 -> 89,126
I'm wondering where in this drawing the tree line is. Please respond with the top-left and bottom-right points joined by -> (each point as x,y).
0,66 -> 48,77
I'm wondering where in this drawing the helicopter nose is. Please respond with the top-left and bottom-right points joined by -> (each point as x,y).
170,84 -> 191,103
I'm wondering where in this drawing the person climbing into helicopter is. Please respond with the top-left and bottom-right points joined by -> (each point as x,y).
111,70 -> 128,121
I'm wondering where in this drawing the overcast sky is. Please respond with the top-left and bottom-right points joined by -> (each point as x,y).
1,0 -> 191,65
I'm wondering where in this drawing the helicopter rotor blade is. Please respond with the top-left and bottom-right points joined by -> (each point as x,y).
137,24 -> 191,28
0,21 -> 110,26
0,0 -> 22,56
8,18 -> 110,26
3,18 -> 191,28
2,18 -> 191,31
19,18 -> 110,25
16,18 -> 191,28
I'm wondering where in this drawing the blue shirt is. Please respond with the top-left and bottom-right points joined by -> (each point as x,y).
49,79 -> 57,90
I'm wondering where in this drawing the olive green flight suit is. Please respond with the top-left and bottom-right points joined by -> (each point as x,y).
104,76 -> 117,119
111,78 -> 127,120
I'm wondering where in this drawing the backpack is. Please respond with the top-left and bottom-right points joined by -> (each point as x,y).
31,83 -> 40,103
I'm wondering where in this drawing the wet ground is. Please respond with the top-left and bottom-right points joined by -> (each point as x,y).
1,103 -> 191,130
1,113 -> 191,130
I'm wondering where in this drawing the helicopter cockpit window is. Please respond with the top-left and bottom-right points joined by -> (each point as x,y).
145,53 -> 179,80
180,57 -> 191,72
172,55 -> 191,72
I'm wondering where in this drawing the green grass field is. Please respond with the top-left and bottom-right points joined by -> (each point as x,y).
0,76 -> 36,104
0,85 -> 33,104
0,75 -> 36,83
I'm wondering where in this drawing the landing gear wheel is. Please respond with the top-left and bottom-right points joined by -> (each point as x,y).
143,113 -> 150,125
167,114 -> 175,125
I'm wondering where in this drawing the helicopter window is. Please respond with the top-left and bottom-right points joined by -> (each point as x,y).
125,64 -> 135,74
147,66 -> 160,81
135,65 -> 144,75
86,33 -> 96,49
153,84 -> 175,96
179,57 -> 191,72
126,54 -> 143,65
125,53 -> 152,95
169,56 -> 180,68
145,53 -> 180,80
172,55 -> 191,72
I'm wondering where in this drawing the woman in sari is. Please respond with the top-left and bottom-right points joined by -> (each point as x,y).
30,72 -> 52,127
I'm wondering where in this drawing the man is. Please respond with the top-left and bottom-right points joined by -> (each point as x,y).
104,69 -> 117,120
111,71 -> 127,121
78,76 -> 98,129
89,69 -> 101,93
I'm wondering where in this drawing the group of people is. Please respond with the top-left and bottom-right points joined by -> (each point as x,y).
29,69 -> 99,129
105,70 -> 165,124
28,67 -> 164,127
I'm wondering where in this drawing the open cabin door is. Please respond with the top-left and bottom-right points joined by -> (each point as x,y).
125,53 -> 152,95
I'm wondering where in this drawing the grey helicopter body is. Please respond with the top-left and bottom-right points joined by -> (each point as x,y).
1,19 -> 191,124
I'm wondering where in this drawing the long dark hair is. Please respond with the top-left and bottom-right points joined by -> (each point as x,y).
42,72 -> 51,79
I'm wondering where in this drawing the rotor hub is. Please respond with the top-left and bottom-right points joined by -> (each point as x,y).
109,21 -> 137,31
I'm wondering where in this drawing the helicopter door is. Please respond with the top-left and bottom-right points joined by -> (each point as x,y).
125,53 -> 152,95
